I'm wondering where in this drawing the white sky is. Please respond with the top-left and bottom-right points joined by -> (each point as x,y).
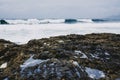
0,0 -> 120,19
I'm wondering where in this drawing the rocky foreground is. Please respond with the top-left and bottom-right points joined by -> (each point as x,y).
0,33 -> 120,80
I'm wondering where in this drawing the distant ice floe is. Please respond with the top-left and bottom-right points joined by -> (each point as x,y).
85,67 -> 105,79
20,55 -> 48,70
40,19 -> 65,24
77,19 -> 93,23
6,19 -> 65,24
6,19 -> 27,24
0,62 -> 7,68
6,19 -> 41,24
4,18 -> 109,25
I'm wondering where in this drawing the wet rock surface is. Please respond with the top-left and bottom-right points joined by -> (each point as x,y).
0,20 -> 8,24
0,33 -> 120,80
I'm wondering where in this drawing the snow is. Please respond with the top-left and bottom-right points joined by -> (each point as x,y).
90,54 -> 99,59
3,78 -> 9,80
0,22 -> 120,44
80,53 -> 88,58
75,50 -> 88,58
34,68 -> 41,73
72,61 -> 84,72
91,52 -> 110,59
72,61 -> 81,78
72,61 -> 79,66
0,62 -> 7,68
85,67 -> 105,79
74,50 -> 81,55
58,40 -> 64,43
20,55 -> 48,70
105,52 -> 110,56
4,44 -> 9,47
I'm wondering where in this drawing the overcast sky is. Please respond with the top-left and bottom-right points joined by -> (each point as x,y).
0,0 -> 120,19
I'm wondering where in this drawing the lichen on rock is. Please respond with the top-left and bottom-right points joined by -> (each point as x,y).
0,33 -> 120,80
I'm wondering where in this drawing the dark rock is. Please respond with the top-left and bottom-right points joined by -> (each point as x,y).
0,20 -> 8,24
92,19 -> 106,22
0,33 -> 120,80
65,19 -> 77,23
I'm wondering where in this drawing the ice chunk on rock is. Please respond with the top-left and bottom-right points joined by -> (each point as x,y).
75,50 -> 88,58
85,67 -> 105,79
0,62 -> 7,68
20,55 -> 48,70
4,77 -> 9,80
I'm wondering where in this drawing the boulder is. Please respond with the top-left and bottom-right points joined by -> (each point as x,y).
0,20 -> 8,24
65,19 -> 77,23
0,33 -> 120,80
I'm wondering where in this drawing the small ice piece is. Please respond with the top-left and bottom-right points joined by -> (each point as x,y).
27,71 -> 32,77
105,52 -> 110,56
80,52 -> 88,58
90,54 -> 95,58
74,56 -> 78,58
90,54 -> 99,59
75,50 -> 88,58
4,78 -> 9,80
58,40 -> 64,43
85,67 -> 105,79
4,44 -> 9,47
34,68 -> 41,73
72,61 -> 84,71
50,63 -> 55,66
43,69 -> 47,78
0,62 -> 7,68
75,50 -> 82,55
75,68 -> 80,78
20,55 -> 48,70
72,61 -> 79,66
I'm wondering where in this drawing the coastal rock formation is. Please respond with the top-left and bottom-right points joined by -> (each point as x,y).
65,19 -> 77,23
0,20 -> 8,24
0,33 -> 120,80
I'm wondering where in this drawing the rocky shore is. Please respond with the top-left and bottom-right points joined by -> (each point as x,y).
0,20 -> 8,24
0,33 -> 120,80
